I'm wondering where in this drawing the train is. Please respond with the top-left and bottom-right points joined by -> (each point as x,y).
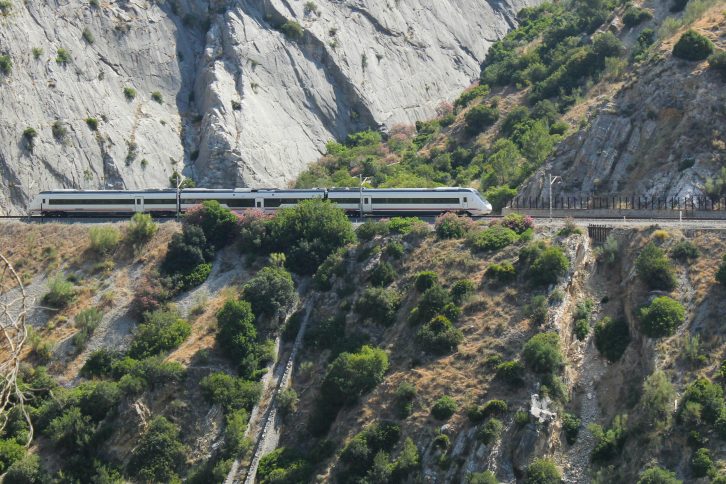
28,187 -> 493,217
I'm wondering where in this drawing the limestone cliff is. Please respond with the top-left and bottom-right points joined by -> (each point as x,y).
0,0 -> 538,213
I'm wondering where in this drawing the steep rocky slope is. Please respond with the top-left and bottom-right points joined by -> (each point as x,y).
0,0 -> 538,213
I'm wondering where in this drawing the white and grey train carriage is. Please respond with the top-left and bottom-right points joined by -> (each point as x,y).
28,187 -> 492,217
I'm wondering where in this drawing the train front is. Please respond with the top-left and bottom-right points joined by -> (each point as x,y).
469,189 -> 493,215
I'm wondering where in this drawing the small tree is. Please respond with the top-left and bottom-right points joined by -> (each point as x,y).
185,200 -> 237,249
635,243 -> 676,290
639,296 -> 685,338
321,345 -> 389,407
523,332 -> 563,374
216,299 -> 257,374
594,317 -> 630,361
416,315 -> 463,354
525,458 -> 561,484
691,448 -> 714,478
673,30 -> 714,61
465,104 -> 499,134
370,261 -> 396,287
129,417 -> 187,482
529,246 -> 569,286
243,265 -> 296,321
355,288 -> 401,326
128,309 -> 191,359
637,466 -> 681,484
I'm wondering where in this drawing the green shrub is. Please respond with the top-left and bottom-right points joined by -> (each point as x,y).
709,50 -> 726,80
88,226 -> 120,255
681,377 -> 724,423
639,296 -> 685,338
455,84 -> 490,108
431,396 -> 458,420
321,345 -> 389,407
385,240 -> 405,258
468,471 -> 498,484
4,454 -> 43,484
127,213 -> 158,246
129,416 -> 187,482
525,458 -> 561,484
186,200 -> 238,248
637,466 -> 682,484
85,117 -> 98,131
280,20 -> 304,40
258,447 -> 312,484
216,299 -> 258,373
465,104 -> 499,134
0,439 -> 25,473
562,413 -> 581,444
55,48 -> 71,64
414,284 -> 451,323
486,261 -> 516,284
243,265 -> 296,320
313,248 -> 345,290
357,220 -> 390,241
434,212 -> 472,239
623,6 -> 652,27
502,213 -> 534,235
673,29 -> 714,61
485,186 -> 518,213
395,382 -> 417,418
81,27 -> 94,44
589,414 -> 628,462
574,319 -> 590,341
386,217 -> 422,235
151,91 -> 163,104
128,309 -> 191,359
277,388 -> 299,417
338,421 -> 400,480
636,243 -> 676,290
72,307 -> 103,350
200,372 -> 262,412
526,295 -> 549,325
162,224 -> 214,276
43,275 -> 76,308
594,317 -> 630,361
468,225 -> 518,252
52,120 -> 67,142
0,54 -> 9,76
451,279 -> 475,304
523,332 -> 563,374
716,254 -> 726,285
370,261 -> 396,287
416,315 -> 463,354
355,287 -> 401,326
691,448 -> 713,478
22,127 -> 37,149
0,1 -> 11,16
123,86 -> 137,100
528,246 -> 569,286
415,271 -> 438,292
268,199 -> 356,274
469,399 -> 508,423
477,418 -> 503,445
496,360 -> 525,386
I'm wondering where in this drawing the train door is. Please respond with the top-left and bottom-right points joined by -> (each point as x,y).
255,198 -> 263,210
362,196 -> 372,214
134,197 -> 144,213
462,196 -> 469,211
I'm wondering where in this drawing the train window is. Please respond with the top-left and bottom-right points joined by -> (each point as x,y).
264,199 -> 305,208
372,198 -> 460,204
48,199 -> 132,205
256,200 -> 262,208
364,198 -> 370,204
464,197 -> 468,203
224,199 -> 255,208
145,199 -> 176,204
330,198 -> 361,204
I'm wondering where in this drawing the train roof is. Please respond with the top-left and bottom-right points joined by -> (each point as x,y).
327,187 -> 477,193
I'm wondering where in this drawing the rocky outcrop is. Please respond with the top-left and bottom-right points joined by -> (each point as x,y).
0,0 -> 539,213
519,52 -> 726,201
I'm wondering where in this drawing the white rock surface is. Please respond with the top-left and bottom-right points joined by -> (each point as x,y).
0,0 -> 540,213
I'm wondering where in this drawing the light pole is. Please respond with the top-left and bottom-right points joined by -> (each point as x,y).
175,172 -> 185,220
359,174 -> 371,220
548,172 -> 561,221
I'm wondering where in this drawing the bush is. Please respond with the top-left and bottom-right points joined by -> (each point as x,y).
496,360 -> 525,386
416,315 -> 463,354
56,48 -> 71,64
267,200 -> 356,274
435,213 -> 472,239
636,243 -> 676,290
528,246 -> 569,286
0,439 -> 25,473
185,200 -> 238,249
485,186 -> 517,213
589,414 -> 628,462
313,248 -> 345,290
370,261 -> 396,287
525,458 -> 561,484
385,240 -> 405,258
357,220 -> 389,241
465,104 -> 499,134
151,91 -> 163,103
716,255 -> 726,285
355,288 -> 401,326
451,279 -> 475,304
162,224 -> 214,276
216,299 -> 258,373
486,261 -> 516,284
691,448 -> 713,478
469,471 -> 498,484
639,296 -> 685,338
681,377 -> 724,424
594,317 -> 630,361
709,50 -> 726,80
4,454 -> 43,484
280,20 -> 304,40
574,319 -> 590,341
129,309 -> 191,359
469,400 -> 508,423
243,265 -> 296,320
338,421 -> 400,480
477,418 -> 503,445
640,370 -> 675,430
129,416 -> 187,482
637,466 -> 682,484
72,307 -> 103,350
523,332 -> 563,374
526,295 -> 549,325
88,226 -> 120,255
321,345 -> 389,407
258,447 -> 312,484
562,413 -> 581,444
415,271 -> 438,292
43,275 -> 76,308
673,29 -> 714,61
127,213 -> 158,246
501,213 -> 534,234
387,217 -> 422,235
200,372 -> 262,412
623,6 -> 652,27
414,284 -> 451,323
395,382 -> 417,418
123,86 -> 137,100
468,225 -> 519,252
431,396 -> 458,420
85,117 -> 98,131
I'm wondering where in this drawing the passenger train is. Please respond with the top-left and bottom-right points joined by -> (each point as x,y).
28,187 -> 493,217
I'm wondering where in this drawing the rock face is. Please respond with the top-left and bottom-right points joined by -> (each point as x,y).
518,54 -> 726,201
0,0 -> 539,213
